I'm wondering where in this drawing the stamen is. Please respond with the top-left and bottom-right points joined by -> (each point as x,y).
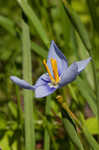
43,59 -> 55,83
50,58 -> 60,83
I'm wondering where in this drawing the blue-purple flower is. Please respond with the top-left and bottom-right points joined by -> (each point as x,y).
10,40 -> 91,98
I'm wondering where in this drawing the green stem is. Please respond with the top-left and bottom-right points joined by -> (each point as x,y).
62,0 -> 99,142
86,0 -> 99,140
91,39 -> 99,141
16,86 -> 23,150
57,96 -> 99,150
22,20 -> 35,150
44,96 -> 51,150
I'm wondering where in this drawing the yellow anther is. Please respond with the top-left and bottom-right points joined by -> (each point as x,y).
43,59 -> 55,83
50,58 -> 60,83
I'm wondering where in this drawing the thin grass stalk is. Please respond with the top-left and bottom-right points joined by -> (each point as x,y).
62,1 -> 99,141
17,0 -> 50,47
57,95 -> 99,150
63,118 -> 84,150
31,41 -> 47,58
0,15 -> 15,36
62,0 -> 97,92
44,96 -> 51,150
22,20 -> 35,150
91,35 -> 99,142
58,0 -> 71,49
86,0 -> 99,141
62,0 -> 91,51
16,86 -> 23,150
86,0 -> 98,32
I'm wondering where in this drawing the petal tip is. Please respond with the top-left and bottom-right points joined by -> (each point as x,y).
77,57 -> 92,73
10,76 -> 35,90
10,76 -> 18,82
51,40 -> 55,44
10,76 -> 14,80
50,40 -> 56,48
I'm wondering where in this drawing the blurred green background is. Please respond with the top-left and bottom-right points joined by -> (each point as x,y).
0,0 -> 99,150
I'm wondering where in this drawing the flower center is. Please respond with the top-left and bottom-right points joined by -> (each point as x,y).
43,58 -> 60,85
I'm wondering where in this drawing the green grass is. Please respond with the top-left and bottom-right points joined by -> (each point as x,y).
0,0 -> 99,149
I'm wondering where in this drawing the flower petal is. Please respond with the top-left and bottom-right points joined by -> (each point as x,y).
47,40 -> 68,76
76,57 -> 92,74
35,73 -> 50,87
10,76 -> 35,90
59,62 -> 78,87
34,73 -> 57,98
35,83 -> 57,98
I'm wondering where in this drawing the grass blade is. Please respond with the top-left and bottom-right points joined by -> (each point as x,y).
86,0 -> 99,141
63,118 -> 84,150
82,126 -> 99,150
44,96 -> 51,150
31,41 -> 47,58
17,0 -> 50,47
86,0 -> 98,32
62,0 -> 91,52
22,20 -> 35,150
0,15 -> 16,36
58,0 -> 71,48
76,77 -> 97,116
62,1 -> 99,140
16,86 -> 23,150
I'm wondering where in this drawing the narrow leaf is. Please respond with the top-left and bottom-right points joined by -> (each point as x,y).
58,0 -> 71,48
62,0 -> 91,52
76,77 -> 97,116
86,0 -> 99,32
31,41 -> 47,58
22,20 -> 35,150
63,118 -> 84,150
82,126 -> 99,150
17,0 -> 50,47
0,16 -> 16,36
44,96 -> 51,150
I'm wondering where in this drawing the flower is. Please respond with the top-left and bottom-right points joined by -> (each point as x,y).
10,40 -> 91,98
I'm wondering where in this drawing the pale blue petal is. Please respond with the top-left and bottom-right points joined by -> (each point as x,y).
59,62 -> 78,87
47,40 -> 68,76
34,73 -> 57,98
35,83 -> 57,98
35,73 -> 50,87
10,76 -> 35,90
76,57 -> 92,74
